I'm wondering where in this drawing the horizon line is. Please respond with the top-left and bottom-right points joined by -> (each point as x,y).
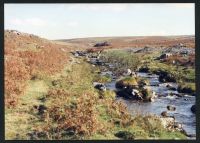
55,34 -> 195,41
5,29 -> 195,41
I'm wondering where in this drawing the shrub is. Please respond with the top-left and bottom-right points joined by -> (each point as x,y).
5,56 -> 30,107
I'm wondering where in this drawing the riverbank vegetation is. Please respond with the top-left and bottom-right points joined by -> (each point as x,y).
101,49 -> 195,95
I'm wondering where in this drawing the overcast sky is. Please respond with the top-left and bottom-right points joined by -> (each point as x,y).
5,3 -> 195,40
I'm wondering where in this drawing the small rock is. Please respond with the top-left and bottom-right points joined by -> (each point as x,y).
52,80 -> 60,86
161,111 -> 168,117
94,82 -> 106,91
191,105 -> 195,114
149,97 -> 155,102
38,105 -> 47,115
174,122 -> 182,130
167,105 -> 176,111
166,84 -> 176,91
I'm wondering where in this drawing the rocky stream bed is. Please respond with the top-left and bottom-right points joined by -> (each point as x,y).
95,62 -> 196,139
105,72 -> 196,138
73,50 -> 196,139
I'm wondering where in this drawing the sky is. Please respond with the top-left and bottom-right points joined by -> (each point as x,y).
4,3 -> 195,40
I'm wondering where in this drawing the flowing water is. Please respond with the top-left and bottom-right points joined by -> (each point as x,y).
105,72 -> 196,137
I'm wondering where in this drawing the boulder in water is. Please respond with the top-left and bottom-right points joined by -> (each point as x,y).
167,105 -> 176,111
161,111 -> 168,117
140,86 -> 154,101
116,87 -> 143,100
115,77 -> 138,89
191,105 -> 195,114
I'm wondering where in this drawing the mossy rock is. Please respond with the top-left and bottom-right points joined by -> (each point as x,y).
114,131 -> 135,139
115,77 -> 138,89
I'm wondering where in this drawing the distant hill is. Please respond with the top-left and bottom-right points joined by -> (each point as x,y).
57,35 -> 195,49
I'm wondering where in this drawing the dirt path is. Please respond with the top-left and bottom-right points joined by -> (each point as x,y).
5,80 -> 49,139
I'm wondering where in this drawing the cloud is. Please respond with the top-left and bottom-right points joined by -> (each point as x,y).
10,18 -> 46,26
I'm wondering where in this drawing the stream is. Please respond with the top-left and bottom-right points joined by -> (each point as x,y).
103,70 -> 196,137
73,48 -> 196,138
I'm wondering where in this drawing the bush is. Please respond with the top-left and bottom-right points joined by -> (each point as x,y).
5,56 -> 30,107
